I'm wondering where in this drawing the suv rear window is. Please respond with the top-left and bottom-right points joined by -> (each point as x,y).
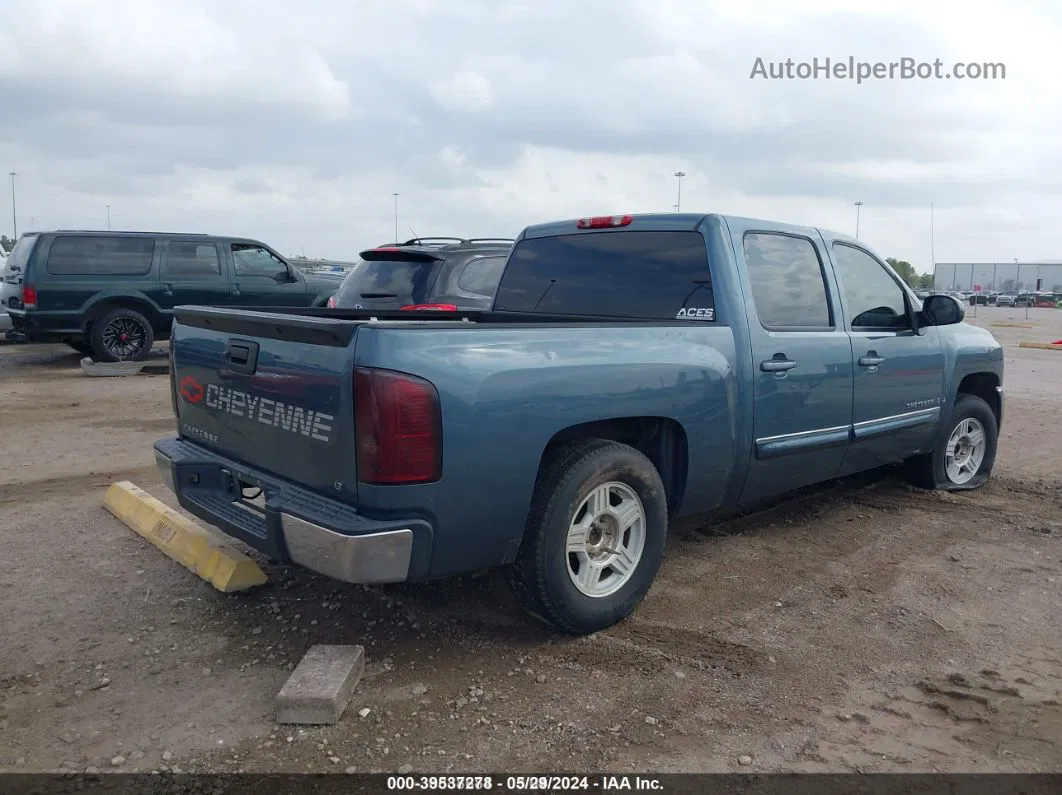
46,235 -> 155,276
333,258 -> 438,307
493,231 -> 714,319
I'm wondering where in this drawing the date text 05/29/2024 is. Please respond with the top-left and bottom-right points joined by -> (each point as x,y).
386,774 -> 665,791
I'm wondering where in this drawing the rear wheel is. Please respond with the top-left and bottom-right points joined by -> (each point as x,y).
89,307 -> 155,362
507,440 -> 668,635
904,394 -> 998,491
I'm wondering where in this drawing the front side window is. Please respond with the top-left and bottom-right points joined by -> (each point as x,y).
232,244 -> 289,278
832,243 -> 909,329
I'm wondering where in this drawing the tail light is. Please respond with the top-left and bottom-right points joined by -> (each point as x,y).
400,303 -> 457,311
576,215 -> 633,229
355,367 -> 441,484
326,295 -> 336,308
21,284 -> 38,309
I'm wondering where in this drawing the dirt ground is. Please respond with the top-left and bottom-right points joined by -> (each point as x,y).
1,306 -> 1060,775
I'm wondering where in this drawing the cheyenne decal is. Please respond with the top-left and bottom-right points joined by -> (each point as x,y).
202,384 -> 334,442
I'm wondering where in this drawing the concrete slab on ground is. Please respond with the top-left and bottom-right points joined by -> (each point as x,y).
276,645 -> 366,725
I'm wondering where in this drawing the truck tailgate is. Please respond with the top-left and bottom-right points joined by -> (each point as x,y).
170,308 -> 361,499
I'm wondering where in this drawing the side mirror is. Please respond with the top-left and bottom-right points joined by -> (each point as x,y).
921,293 -> 965,326
273,269 -> 296,283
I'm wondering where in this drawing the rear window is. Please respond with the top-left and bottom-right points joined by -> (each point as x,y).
3,235 -> 37,278
45,235 -> 155,276
492,231 -> 714,319
332,258 -> 438,306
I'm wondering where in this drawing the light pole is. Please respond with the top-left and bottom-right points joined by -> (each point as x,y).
392,193 -> 399,243
8,172 -> 16,239
106,205 -> 111,231
673,172 -> 686,212
930,201 -> 935,271
853,201 -> 863,238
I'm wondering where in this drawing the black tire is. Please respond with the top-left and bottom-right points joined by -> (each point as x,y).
507,439 -> 669,635
65,340 -> 94,355
904,393 -> 998,491
89,307 -> 155,363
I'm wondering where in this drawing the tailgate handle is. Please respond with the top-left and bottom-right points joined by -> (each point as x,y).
226,339 -> 259,374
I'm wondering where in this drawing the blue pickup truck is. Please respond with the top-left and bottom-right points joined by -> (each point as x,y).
155,212 -> 1003,634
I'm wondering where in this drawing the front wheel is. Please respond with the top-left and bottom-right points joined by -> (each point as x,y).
507,440 -> 669,635
904,394 -> 998,491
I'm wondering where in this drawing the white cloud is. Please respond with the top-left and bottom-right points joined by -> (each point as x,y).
429,70 -> 493,112
0,0 -> 1058,267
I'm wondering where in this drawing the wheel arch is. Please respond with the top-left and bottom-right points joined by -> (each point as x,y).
538,416 -> 689,518
956,371 -> 1001,429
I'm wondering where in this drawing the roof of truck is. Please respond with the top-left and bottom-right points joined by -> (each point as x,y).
518,212 -> 860,246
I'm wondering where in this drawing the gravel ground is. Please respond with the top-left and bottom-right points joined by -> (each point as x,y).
1,306 -> 1060,775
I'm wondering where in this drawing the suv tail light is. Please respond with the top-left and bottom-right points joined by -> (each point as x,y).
576,215 -> 633,229
400,303 -> 457,311
355,367 -> 441,484
21,284 -> 38,309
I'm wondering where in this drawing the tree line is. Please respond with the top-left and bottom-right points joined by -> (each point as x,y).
885,257 -> 934,289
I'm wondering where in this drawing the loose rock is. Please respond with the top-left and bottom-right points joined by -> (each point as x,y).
738,755 -> 753,766
398,764 -> 413,774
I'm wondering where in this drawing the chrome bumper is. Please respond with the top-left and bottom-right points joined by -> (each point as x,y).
154,447 -> 414,585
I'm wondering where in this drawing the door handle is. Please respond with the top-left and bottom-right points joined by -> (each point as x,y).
859,354 -> 886,367
761,357 -> 797,373
162,283 -> 173,295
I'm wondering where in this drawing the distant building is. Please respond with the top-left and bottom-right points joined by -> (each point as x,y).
934,261 -> 1062,293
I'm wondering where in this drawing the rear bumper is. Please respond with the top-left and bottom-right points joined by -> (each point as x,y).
153,437 -> 431,584
5,309 -> 84,340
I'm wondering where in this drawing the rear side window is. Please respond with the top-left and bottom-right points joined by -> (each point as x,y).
165,241 -> 221,276
3,235 -> 37,277
743,232 -> 831,329
45,236 -> 155,276
456,255 -> 507,296
493,231 -> 714,320
333,259 -> 438,306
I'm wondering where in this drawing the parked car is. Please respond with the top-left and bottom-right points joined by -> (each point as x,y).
4,230 -> 341,360
326,237 -> 514,311
155,212 -> 1004,635
0,248 -> 10,337
996,294 -> 1016,307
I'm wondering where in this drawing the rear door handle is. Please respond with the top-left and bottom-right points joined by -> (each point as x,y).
761,358 -> 797,373
859,354 -> 886,367
162,282 -> 173,295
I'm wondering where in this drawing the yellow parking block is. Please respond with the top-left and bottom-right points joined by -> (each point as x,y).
1018,341 -> 1062,351
102,481 -> 267,592
991,322 -> 1034,328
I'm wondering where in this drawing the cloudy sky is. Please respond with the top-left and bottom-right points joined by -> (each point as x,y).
0,0 -> 1058,269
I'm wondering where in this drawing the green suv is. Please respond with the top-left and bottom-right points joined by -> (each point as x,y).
3,230 -> 341,361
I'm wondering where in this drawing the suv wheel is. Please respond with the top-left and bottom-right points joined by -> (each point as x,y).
90,307 -> 155,362
507,439 -> 668,635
